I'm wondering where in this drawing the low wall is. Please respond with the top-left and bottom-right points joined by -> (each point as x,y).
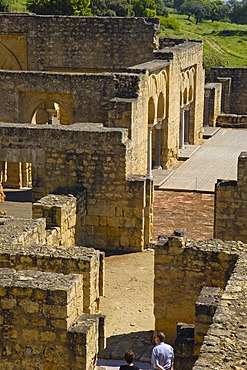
0,268 -> 102,370
0,122 -> 153,251
210,67 -> 247,115
216,113 -> 247,128
154,231 -> 238,344
214,152 -> 247,243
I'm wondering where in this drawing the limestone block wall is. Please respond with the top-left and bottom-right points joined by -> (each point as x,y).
210,67 -> 247,114
216,113 -> 247,128
154,232 -> 238,344
194,286 -> 223,357
0,216 -> 46,247
0,70 -> 141,126
214,152 -> 247,243
193,254 -> 247,370
0,14 -> 159,72
0,215 -> 104,314
0,123 -> 152,251
0,240 -> 104,314
0,69 -> 149,176
0,268 -> 101,370
32,194 -> 78,246
204,83 -> 222,127
154,40 -> 204,167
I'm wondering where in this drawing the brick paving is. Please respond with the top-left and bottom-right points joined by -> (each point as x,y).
153,190 -> 214,240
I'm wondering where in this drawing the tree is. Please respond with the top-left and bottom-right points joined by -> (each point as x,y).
228,0 -> 247,24
210,0 -> 230,22
180,0 -> 212,23
155,0 -> 169,16
132,0 -> 157,16
26,0 -> 91,15
0,0 -> 9,12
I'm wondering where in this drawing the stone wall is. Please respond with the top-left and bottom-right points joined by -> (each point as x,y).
0,216 -> 104,314
154,231 -> 239,344
0,268 -> 102,370
154,40 -> 204,166
216,113 -> 247,128
193,254 -> 247,369
204,83 -> 222,127
154,230 -> 247,369
214,152 -> 247,243
0,215 -> 105,369
209,67 -> 247,115
0,122 -> 152,251
0,14 -> 159,71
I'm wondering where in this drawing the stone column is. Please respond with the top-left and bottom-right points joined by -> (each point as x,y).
179,108 -> 185,149
147,124 -> 153,178
184,107 -> 190,145
22,163 -> 32,188
4,162 -> 22,188
154,120 -> 163,169
204,89 -> 211,127
217,77 -> 231,113
47,108 -> 56,124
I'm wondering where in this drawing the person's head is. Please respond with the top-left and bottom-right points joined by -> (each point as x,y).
124,349 -> 135,364
154,331 -> 166,344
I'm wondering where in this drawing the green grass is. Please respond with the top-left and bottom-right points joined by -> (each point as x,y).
159,14 -> 247,72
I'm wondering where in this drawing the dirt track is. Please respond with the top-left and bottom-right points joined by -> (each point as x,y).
100,190 -> 214,339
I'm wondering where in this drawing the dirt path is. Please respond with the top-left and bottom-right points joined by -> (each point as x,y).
100,191 -> 214,347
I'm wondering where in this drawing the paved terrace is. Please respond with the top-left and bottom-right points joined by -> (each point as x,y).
154,128 -> 247,192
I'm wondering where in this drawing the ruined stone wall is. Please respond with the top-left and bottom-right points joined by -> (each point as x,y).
214,152 -> 247,244
0,268 -> 102,370
204,83 -> 222,127
0,71 -> 139,126
0,216 -> 104,314
209,67 -> 247,115
0,14 -> 159,72
0,70 -> 149,176
193,254 -> 247,370
0,123 -> 152,251
0,215 -> 105,369
154,40 -> 204,167
154,232 -> 238,344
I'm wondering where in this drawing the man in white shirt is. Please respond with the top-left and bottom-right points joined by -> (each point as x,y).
151,332 -> 174,370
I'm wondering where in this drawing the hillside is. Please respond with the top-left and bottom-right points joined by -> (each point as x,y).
159,14 -> 247,76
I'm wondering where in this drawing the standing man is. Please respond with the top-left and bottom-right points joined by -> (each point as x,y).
151,332 -> 174,370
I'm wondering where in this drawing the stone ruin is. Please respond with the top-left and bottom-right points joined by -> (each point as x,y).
153,152 -> 247,369
0,13 -> 246,370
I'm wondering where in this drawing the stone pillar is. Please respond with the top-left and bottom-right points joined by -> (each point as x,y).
147,124 -> 154,178
179,108 -> 185,149
4,162 -> 22,188
47,108 -> 56,124
21,163 -> 32,188
204,89 -> 211,127
154,120 -> 163,169
217,77 -> 231,113
184,107 -> 190,145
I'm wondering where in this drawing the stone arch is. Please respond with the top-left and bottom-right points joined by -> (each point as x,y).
20,93 -> 73,125
0,42 -> 22,70
31,100 -> 70,125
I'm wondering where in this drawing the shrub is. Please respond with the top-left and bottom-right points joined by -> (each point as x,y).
160,16 -> 180,30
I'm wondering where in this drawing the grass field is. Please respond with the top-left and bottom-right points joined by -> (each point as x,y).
159,14 -> 247,75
